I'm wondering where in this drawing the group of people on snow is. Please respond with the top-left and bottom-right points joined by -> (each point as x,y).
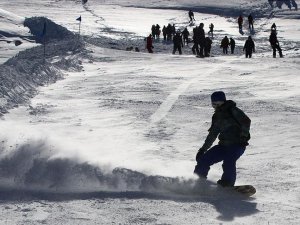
268,0 -> 298,10
146,10 -> 284,58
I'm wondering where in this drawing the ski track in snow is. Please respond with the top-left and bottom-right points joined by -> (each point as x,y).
0,0 -> 300,224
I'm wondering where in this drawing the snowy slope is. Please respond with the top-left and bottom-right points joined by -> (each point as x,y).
0,0 -> 300,224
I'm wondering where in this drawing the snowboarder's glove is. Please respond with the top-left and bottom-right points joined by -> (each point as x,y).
240,135 -> 249,146
196,148 -> 206,162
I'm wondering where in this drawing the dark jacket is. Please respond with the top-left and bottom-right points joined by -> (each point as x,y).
173,33 -> 183,47
200,100 -> 251,151
221,37 -> 229,48
243,38 -> 255,52
269,32 -> 278,46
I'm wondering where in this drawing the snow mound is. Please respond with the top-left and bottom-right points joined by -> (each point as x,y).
0,17 -> 84,115
24,17 -> 75,43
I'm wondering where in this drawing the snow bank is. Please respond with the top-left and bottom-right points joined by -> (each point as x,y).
0,17 -> 84,115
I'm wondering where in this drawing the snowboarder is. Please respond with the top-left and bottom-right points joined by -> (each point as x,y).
243,36 -> 255,58
172,31 -> 183,55
229,37 -> 235,54
220,36 -> 229,54
146,34 -> 154,53
188,10 -> 195,23
194,91 -> 251,187
269,30 -> 283,58
208,23 -> 214,38
248,14 -> 254,31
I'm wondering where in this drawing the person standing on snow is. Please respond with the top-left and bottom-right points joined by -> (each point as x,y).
146,34 -> 154,53
229,37 -> 236,54
182,27 -> 190,45
269,30 -> 283,58
172,31 -> 184,55
238,15 -> 243,31
243,36 -> 255,58
198,23 -> 206,57
194,91 -> 251,187
204,37 -> 212,57
248,14 -> 254,31
220,36 -> 229,54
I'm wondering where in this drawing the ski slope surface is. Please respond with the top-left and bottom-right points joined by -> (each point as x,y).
0,0 -> 300,224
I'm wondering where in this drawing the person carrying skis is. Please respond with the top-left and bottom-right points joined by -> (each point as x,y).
269,30 -> 283,58
243,36 -> 255,58
194,91 -> 251,187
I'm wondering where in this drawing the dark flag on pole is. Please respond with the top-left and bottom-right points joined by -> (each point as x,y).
76,16 -> 82,37
41,22 -> 47,37
76,16 -> 82,22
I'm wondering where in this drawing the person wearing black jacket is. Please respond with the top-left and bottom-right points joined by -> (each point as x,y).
269,30 -> 283,58
243,36 -> 255,58
173,31 -> 183,55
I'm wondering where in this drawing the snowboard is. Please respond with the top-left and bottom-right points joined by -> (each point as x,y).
231,185 -> 256,197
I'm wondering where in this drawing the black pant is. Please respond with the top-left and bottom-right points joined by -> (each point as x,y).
271,44 -> 283,57
245,50 -> 252,58
173,45 -> 182,54
223,47 -> 228,54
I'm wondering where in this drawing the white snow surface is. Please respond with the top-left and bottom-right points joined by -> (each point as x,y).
0,0 -> 300,224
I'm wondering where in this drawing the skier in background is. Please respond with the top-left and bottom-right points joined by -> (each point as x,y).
194,91 -> 251,187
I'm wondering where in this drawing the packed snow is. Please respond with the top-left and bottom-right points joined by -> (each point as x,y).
0,0 -> 300,224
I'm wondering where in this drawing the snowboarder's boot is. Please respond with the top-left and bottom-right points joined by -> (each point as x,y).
217,179 -> 234,187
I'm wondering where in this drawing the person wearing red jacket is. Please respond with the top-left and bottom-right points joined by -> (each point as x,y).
146,34 -> 153,53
